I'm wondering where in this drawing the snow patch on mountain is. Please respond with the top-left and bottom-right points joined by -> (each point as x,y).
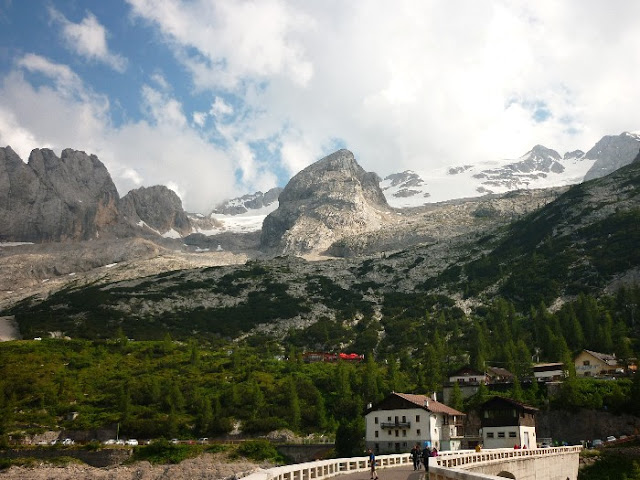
381,146 -> 597,208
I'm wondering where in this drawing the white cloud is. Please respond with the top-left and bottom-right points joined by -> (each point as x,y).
0,54 -> 238,213
210,97 -> 233,118
3,1 -> 640,217
125,0 -> 640,180
49,7 -> 128,72
127,0 -> 314,89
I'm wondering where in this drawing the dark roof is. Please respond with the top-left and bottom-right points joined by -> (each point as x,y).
486,366 -> 514,378
449,366 -> 485,377
481,396 -> 538,413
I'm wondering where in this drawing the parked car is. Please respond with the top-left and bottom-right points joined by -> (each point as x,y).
539,443 -> 550,448
170,438 -> 179,444
62,438 -> 74,446
592,439 -> 603,448
103,439 -> 116,445
198,437 -> 208,444
606,436 -> 616,443
126,439 -> 139,446
115,439 -> 125,445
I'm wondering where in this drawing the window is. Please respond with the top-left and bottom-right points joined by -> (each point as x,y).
509,432 -> 517,438
498,432 -> 505,438
583,360 -> 590,366
395,430 -> 399,437
487,432 -> 494,438
388,416 -> 392,421
375,431 -> 379,438
388,431 -> 392,436
402,430 -> 407,437
375,417 -> 379,424
416,415 -> 420,422
402,415 -> 406,423
417,429 -> 421,435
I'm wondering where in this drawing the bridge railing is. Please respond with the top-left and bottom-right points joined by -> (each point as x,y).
240,446 -> 582,480
433,446 -> 582,469
241,452 -> 411,480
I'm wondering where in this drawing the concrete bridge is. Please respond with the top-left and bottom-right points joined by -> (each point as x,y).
243,446 -> 581,480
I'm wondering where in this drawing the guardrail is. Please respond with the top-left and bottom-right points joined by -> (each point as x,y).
241,446 -> 582,480
241,452 -> 411,480
433,445 -> 582,469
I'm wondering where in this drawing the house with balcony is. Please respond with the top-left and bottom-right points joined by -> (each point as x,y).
574,349 -> 620,377
480,396 -> 538,449
364,392 -> 465,454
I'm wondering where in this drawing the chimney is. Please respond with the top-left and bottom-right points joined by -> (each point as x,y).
432,392 -> 437,401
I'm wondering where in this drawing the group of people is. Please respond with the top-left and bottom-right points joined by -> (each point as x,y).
410,443 -> 438,471
367,444 -> 439,479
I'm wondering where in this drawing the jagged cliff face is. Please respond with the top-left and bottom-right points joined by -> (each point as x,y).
119,185 -> 192,237
260,149 -> 392,255
0,147 -> 120,242
583,132 -> 640,181
0,147 -> 195,242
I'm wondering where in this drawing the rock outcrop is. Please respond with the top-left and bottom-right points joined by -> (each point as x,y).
0,147 -> 120,242
260,149 -> 392,255
212,187 -> 282,215
583,132 -> 640,181
0,147 -> 194,242
119,185 -> 192,237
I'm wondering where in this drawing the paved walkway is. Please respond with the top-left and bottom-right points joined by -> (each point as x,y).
332,464 -> 429,480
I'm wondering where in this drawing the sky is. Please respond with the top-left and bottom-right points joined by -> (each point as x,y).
1,1 -> 639,213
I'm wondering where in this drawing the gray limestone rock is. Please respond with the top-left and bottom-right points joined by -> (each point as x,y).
260,149 -> 391,255
0,147 -> 119,242
583,132 -> 640,181
119,185 -> 191,237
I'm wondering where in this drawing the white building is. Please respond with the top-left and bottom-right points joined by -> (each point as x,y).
364,392 -> 465,454
480,396 -> 538,449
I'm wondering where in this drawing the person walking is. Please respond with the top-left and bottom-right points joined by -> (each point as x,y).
411,444 -> 420,470
368,448 -> 378,480
422,445 -> 431,472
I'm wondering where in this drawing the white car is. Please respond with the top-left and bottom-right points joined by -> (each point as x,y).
103,439 -> 116,445
126,439 -> 139,446
62,438 -> 74,446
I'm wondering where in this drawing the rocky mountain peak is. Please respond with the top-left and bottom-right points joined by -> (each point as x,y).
528,144 -> 562,161
212,187 -> 282,215
0,147 -> 120,242
119,185 -> 192,237
583,132 -> 640,181
261,149 -> 391,255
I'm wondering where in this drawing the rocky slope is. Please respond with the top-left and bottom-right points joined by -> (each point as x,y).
4,151 -> 638,342
583,131 -> 640,180
261,149 -> 393,255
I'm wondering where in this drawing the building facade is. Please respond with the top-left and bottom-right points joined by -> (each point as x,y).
532,362 -> 565,382
574,350 -> 620,377
364,392 -> 465,454
480,396 -> 538,449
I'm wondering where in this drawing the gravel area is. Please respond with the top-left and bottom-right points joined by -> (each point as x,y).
0,453 -> 266,480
